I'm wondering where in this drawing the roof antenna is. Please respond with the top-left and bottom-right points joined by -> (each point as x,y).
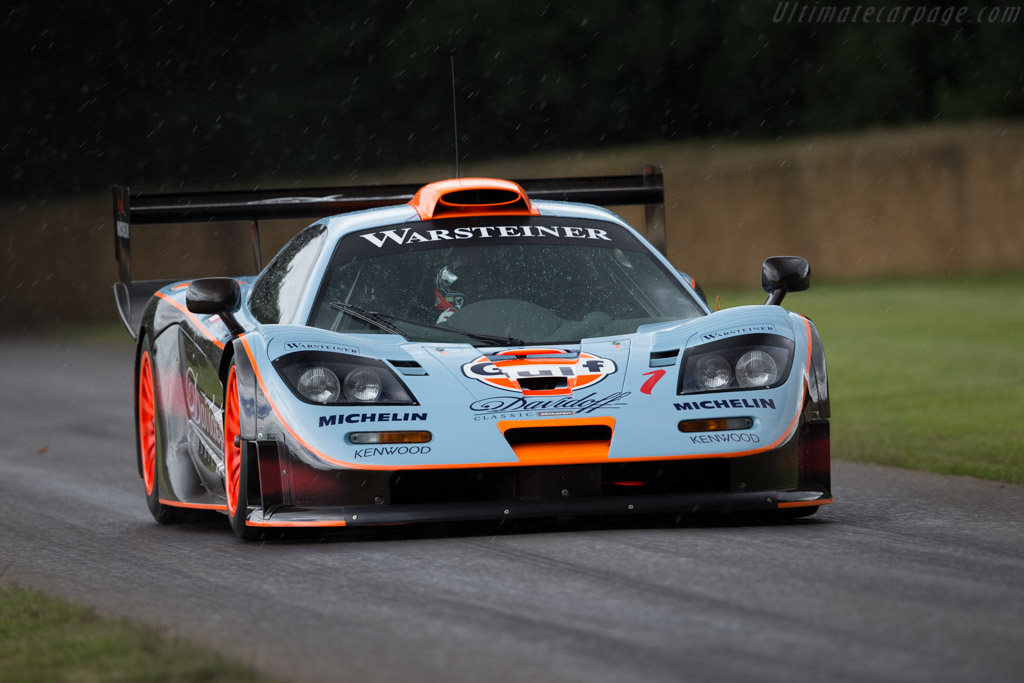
450,55 -> 460,178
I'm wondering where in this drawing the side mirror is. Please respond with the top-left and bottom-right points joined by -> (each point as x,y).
761,256 -> 810,306
186,277 -> 245,337
186,277 -> 239,314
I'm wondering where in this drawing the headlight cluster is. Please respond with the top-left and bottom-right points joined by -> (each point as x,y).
274,351 -> 416,405
679,334 -> 794,394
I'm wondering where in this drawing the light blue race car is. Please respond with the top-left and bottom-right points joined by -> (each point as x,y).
113,171 -> 831,539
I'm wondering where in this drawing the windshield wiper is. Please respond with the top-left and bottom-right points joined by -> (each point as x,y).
329,302 -> 410,340
329,302 -> 525,346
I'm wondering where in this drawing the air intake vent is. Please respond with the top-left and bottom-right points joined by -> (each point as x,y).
517,377 -> 568,392
504,424 -> 612,446
649,349 -> 679,368
441,188 -> 522,206
387,359 -> 427,376
497,416 -> 615,464
408,178 -> 539,220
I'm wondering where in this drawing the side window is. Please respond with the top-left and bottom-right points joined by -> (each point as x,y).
249,224 -> 327,324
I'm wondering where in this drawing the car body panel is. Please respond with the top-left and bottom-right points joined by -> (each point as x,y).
120,175 -> 832,533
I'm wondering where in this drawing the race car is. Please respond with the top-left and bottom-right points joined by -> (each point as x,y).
113,169 -> 831,540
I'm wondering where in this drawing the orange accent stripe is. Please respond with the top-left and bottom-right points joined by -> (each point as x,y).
706,315 -> 815,458
240,334 -> 344,463
247,519 -> 348,528
158,498 -> 228,511
171,281 -> 191,290
155,291 -> 226,349
778,498 -> 833,508
801,316 -> 813,376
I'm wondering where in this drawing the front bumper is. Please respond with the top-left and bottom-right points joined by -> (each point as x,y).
241,420 -> 832,528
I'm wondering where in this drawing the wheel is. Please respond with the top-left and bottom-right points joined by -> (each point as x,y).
224,362 -> 260,540
136,338 -> 187,524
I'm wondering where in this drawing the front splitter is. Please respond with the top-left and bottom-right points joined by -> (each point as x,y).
245,488 -> 832,528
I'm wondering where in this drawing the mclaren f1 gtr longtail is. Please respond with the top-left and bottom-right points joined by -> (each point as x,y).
112,169 -> 831,539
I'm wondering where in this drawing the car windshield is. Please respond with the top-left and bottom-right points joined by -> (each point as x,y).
308,217 -> 704,345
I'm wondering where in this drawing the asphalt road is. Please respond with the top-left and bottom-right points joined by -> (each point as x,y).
1,338 -> 1022,683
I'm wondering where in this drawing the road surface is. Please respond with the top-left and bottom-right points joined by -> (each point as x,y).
1,338 -> 1022,682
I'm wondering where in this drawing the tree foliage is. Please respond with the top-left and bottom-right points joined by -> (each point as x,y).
3,0 -> 1023,196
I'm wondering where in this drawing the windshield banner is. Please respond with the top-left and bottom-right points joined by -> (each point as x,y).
345,217 -> 643,258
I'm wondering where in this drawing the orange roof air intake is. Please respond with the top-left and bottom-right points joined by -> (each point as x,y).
408,177 -> 540,220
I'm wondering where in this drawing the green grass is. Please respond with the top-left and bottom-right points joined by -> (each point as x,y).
710,273 -> 1024,484
0,584 -> 280,683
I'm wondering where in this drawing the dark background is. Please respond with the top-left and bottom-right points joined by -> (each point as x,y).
4,0 -> 1023,198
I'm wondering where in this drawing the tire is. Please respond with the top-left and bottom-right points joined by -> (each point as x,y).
136,337 -> 188,524
224,362 -> 261,540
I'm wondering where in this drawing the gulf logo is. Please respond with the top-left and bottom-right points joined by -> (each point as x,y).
461,348 -> 617,396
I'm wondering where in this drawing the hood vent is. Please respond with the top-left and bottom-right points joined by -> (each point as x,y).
517,376 -> 569,392
388,359 -> 427,376
649,349 -> 679,368
408,178 -> 540,220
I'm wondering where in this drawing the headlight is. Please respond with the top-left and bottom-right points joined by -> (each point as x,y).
679,334 -> 794,395
274,351 -> 416,405
343,369 -> 383,402
694,355 -> 732,390
735,349 -> 778,388
297,366 -> 342,402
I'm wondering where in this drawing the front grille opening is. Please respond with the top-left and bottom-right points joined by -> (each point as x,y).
518,376 -> 568,392
390,469 -> 515,505
600,460 -> 729,496
504,425 -> 612,446
381,458 -> 733,506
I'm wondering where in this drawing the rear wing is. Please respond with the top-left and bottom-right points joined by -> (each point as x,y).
113,166 -> 666,338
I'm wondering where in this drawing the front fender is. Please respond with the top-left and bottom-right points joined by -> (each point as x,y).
801,317 -> 830,419
231,335 -> 261,442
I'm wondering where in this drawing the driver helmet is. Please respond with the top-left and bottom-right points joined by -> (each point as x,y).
434,253 -> 498,322
434,260 -> 466,322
